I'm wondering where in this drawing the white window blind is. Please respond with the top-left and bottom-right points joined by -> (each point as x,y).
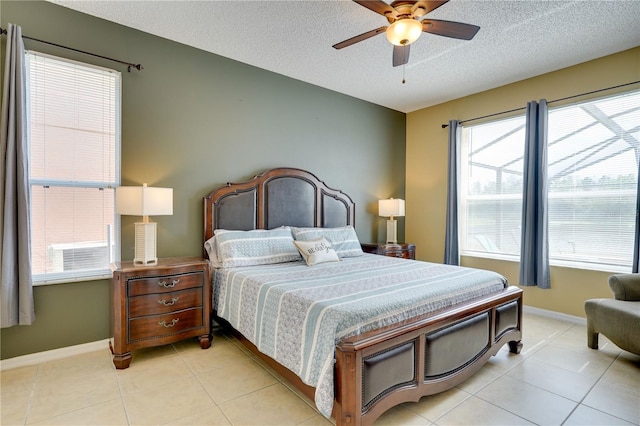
460,90 -> 639,271
26,51 -> 121,284
461,115 -> 526,257
547,92 -> 639,270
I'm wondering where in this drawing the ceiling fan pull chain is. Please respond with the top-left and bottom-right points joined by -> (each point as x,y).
402,64 -> 406,84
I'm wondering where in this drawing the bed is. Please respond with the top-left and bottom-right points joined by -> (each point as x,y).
203,167 -> 523,426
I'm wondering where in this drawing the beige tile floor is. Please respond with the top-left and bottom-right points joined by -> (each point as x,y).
2,312 -> 639,425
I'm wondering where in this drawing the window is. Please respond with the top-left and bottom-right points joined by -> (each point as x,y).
461,91 -> 639,271
26,51 -> 121,284
461,115 -> 526,257
546,92 -> 639,270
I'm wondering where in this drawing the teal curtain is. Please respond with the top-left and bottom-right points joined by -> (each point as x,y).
444,120 -> 461,265
633,157 -> 639,273
519,100 -> 550,288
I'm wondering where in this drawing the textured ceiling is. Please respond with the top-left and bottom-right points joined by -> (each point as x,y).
49,0 -> 640,113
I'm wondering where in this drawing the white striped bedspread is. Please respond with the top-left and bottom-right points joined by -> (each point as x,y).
213,254 -> 508,418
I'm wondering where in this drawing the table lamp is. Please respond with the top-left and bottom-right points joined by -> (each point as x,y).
116,183 -> 173,265
379,198 -> 405,244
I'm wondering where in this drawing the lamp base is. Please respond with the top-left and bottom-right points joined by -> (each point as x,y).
386,219 -> 398,244
133,222 -> 158,265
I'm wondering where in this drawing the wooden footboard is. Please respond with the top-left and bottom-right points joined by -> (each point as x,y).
334,286 -> 522,425
216,286 -> 522,426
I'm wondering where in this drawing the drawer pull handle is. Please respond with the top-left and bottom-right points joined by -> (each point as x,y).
158,279 -> 180,288
158,318 -> 179,328
158,297 -> 179,306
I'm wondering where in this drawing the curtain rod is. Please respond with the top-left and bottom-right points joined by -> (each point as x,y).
441,80 -> 640,128
1,27 -> 143,72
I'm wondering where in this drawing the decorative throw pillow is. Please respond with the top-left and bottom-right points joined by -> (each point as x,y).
293,237 -> 341,266
291,226 -> 364,258
213,227 -> 301,268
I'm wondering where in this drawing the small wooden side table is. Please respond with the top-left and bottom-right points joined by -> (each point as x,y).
109,257 -> 211,369
361,243 -> 416,260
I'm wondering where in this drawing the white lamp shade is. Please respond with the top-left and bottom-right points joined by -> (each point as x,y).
116,184 -> 173,217
116,184 -> 173,265
379,199 -> 405,218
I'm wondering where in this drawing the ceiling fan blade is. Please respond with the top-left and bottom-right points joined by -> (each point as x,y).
411,1 -> 449,17
422,19 -> 480,40
392,44 -> 410,67
333,26 -> 387,49
353,0 -> 398,19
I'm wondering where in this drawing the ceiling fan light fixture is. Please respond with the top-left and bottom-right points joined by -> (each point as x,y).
386,18 -> 422,46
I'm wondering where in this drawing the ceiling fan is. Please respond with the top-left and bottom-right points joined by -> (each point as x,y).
333,0 -> 480,67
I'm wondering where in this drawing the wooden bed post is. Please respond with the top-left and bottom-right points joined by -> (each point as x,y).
335,346 -> 358,425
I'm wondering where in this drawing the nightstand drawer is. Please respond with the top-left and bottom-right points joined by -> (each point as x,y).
128,307 -> 204,342
386,249 -> 413,259
127,271 -> 204,297
128,288 -> 203,318
361,243 -> 416,260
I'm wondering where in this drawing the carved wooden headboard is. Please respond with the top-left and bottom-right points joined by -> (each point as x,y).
203,168 -> 355,256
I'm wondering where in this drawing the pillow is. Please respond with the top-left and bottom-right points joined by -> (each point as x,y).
293,237 -> 341,266
213,228 -> 301,268
204,235 -> 222,268
291,226 -> 364,258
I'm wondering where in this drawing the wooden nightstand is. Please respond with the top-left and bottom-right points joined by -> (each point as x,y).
109,257 -> 211,369
361,243 -> 416,260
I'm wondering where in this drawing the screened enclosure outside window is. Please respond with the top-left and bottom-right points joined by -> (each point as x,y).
460,90 -> 640,271
26,51 -> 121,284
460,115 -> 526,257
546,92 -> 639,270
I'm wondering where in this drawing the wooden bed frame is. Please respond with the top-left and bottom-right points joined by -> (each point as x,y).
203,167 -> 523,426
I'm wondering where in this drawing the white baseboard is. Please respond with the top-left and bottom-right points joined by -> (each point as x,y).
1,306 -> 584,371
0,338 -> 111,371
523,305 -> 586,325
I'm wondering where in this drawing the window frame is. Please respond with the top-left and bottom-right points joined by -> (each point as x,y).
460,90 -> 639,273
26,50 -> 122,285
459,114 -> 526,262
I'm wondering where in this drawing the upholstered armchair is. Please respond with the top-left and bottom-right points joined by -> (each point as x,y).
584,273 -> 640,355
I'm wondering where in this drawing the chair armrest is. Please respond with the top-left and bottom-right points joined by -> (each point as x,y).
608,274 -> 640,301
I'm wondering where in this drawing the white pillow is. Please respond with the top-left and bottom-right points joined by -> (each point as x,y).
291,226 -> 364,258
204,235 -> 222,268
293,237 -> 341,266
213,228 -> 301,268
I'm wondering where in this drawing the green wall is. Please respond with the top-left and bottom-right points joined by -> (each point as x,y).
0,1 -> 406,359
